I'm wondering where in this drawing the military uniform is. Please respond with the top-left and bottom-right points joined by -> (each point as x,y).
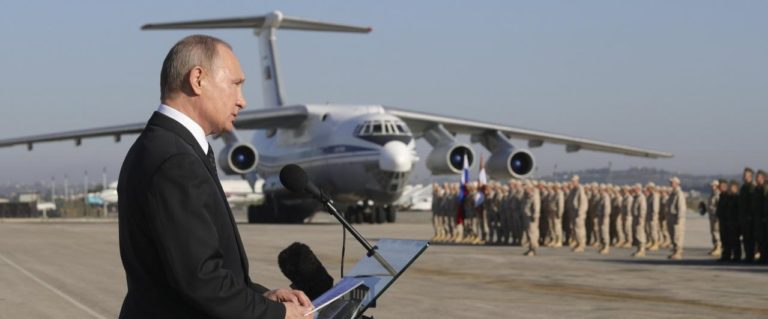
586,186 -> 601,247
431,186 -> 443,241
483,188 -> 501,244
632,188 -> 648,257
567,183 -> 588,252
739,180 -> 755,261
718,182 -> 740,262
539,187 -> 552,246
667,180 -> 687,259
498,187 -> 511,245
752,175 -> 767,263
645,187 -> 661,251
659,191 -> 671,248
549,186 -> 565,248
512,186 -> 525,245
611,187 -> 624,246
598,190 -> 612,254
522,185 -> 541,255
443,184 -> 459,240
621,191 -> 634,248
707,183 -> 721,256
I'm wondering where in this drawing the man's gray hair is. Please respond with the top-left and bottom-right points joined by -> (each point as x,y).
160,35 -> 232,101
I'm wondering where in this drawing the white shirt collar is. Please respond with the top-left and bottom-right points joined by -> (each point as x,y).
156,104 -> 209,154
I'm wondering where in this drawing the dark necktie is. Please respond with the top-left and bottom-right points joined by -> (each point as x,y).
206,145 -> 216,169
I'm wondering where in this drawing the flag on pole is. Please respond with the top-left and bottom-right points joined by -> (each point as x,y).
475,154 -> 487,206
456,154 -> 470,225
478,154 -> 488,185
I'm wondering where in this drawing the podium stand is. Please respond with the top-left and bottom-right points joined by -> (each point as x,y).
313,238 -> 429,319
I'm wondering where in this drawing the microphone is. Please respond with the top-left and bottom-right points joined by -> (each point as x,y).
279,164 -> 324,201
279,164 -> 398,276
278,242 -> 334,300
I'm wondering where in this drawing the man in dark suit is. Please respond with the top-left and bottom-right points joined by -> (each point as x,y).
118,35 -> 311,318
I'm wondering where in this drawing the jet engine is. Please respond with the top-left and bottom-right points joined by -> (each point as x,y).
486,148 -> 535,179
426,143 -> 475,175
218,142 -> 259,175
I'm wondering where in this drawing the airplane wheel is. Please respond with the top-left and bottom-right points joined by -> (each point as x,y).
385,206 -> 397,223
362,208 -> 373,224
374,206 -> 386,224
344,206 -> 354,222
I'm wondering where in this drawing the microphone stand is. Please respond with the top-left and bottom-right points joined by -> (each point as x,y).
317,194 -> 397,276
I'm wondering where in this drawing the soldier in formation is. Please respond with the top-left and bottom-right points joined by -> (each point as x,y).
714,168 -> 768,264
429,175 -> 697,260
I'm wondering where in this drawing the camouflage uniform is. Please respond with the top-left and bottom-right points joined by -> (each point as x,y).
667,179 -> 687,259
632,187 -> 647,257
522,184 -> 541,255
707,182 -> 721,256
645,186 -> 661,251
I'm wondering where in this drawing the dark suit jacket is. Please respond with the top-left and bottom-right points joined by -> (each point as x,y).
117,112 -> 284,318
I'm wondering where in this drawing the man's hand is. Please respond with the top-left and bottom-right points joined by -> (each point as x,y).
283,301 -> 312,319
264,288 -> 313,308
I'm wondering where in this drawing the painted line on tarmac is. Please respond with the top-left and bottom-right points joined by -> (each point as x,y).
0,252 -> 108,319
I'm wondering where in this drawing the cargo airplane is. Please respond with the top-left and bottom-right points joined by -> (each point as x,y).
0,11 -> 672,223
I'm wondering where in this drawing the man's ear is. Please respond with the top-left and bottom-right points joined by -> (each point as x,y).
187,66 -> 205,95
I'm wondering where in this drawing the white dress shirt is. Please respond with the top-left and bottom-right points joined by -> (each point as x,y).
156,104 -> 209,154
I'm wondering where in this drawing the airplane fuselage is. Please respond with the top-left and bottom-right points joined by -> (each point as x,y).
251,104 -> 416,218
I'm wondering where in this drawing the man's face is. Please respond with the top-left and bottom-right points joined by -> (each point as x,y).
719,183 -> 728,192
757,174 -> 765,185
743,171 -> 753,184
200,45 -> 246,134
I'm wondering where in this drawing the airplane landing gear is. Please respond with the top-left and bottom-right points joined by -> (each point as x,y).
345,201 -> 396,224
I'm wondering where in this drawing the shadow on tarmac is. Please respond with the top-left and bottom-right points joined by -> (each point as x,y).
598,257 -> 768,273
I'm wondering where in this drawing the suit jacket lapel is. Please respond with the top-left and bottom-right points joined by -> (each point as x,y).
147,112 -> 251,274
147,112 -> 216,176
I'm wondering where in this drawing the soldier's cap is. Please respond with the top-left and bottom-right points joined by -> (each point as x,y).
669,177 -> 681,184
646,182 -> 656,188
718,178 -> 728,185
571,175 -> 580,181
634,183 -> 642,189
710,180 -> 719,186
758,170 -> 767,177
744,167 -> 753,174
730,180 -> 740,186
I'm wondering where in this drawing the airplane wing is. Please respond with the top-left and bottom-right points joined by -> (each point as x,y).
384,106 -> 673,159
233,105 -> 308,129
0,105 -> 309,150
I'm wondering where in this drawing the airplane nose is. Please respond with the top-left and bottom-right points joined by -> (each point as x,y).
379,141 -> 412,172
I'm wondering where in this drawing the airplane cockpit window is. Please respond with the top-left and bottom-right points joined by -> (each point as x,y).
356,120 -> 411,137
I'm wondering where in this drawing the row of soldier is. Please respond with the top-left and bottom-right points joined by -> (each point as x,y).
431,175 -> 687,259
706,168 -> 768,263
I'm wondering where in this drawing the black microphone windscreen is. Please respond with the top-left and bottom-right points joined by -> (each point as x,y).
280,164 -> 308,193
278,242 -> 334,300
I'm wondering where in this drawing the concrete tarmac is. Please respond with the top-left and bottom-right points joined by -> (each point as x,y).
1,212 -> 767,318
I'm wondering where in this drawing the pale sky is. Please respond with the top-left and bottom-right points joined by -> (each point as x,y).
1,1 -> 766,185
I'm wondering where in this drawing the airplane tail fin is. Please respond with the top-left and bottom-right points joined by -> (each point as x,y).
143,11 -> 371,108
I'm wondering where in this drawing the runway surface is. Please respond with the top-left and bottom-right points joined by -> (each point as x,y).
1,212 -> 766,318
